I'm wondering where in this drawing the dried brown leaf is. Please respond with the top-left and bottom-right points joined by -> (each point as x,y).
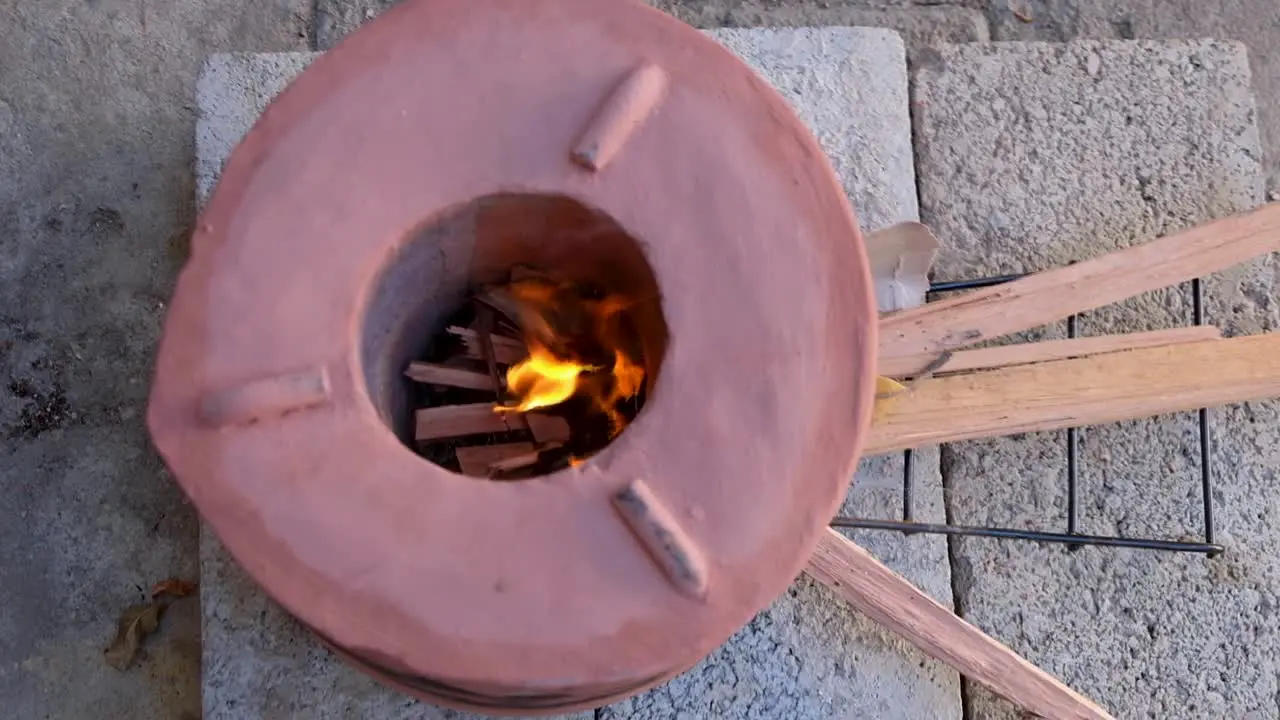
151,578 -> 197,600
103,602 -> 165,671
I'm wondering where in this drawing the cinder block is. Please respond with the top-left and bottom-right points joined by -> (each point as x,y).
913,39 -> 1277,719
656,3 -> 990,55
196,26 -> 959,719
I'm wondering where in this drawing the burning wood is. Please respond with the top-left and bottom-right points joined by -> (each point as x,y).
525,412 -> 571,444
406,265 -> 650,477
479,276 -> 647,437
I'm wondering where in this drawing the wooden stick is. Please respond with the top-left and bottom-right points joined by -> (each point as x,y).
879,326 -> 1221,378
404,362 -> 496,391
447,326 -> 526,365
455,442 -> 535,476
806,529 -> 1114,720
473,305 -> 506,400
415,404 -> 523,440
878,202 -> 1280,363
866,333 -> 1280,454
488,442 -> 563,474
526,413 -> 571,444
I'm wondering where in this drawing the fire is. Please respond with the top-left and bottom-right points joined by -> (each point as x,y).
497,344 -> 597,414
488,274 -> 647,441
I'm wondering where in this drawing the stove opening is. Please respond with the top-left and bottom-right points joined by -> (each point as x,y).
361,193 -> 668,479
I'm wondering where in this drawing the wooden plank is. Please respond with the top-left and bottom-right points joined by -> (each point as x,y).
806,529 -> 1114,720
415,404 -> 521,440
866,333 -> 1280,454
879,326 -> 1221,378
447,326 -> 526,365
404,362 -> 496,391
455,442 -> 535,476
489,443 -> 563,474
878,202 -> 1280,363
526,413 -> 570,444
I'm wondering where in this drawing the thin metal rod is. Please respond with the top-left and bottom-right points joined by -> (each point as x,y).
1066,315 -> 1080,543
1193,277 -> 1217,551
902,448 -> 914,522
928,273 -> 1025,293
831,517 -> 1223,554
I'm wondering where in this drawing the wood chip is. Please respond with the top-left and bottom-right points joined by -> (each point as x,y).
455,442 -> 535,476
414,403 -> 568,443
405,362 -> 496,391
473,304 -> 506,397
415,403 -> 522,441
489,443 -> 564,474
447,326 -> 526,365
526,413 -> 570,444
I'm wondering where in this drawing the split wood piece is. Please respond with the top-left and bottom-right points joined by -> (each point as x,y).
455,442 -> 536,476
473,304 -> 506,399
525,413 -> 571,444
866,332 -> 1280,455
404,362 -> 496,391
878,326 -> 1221,378
488,442 -> 564,474
447,326 -> 526,365
416,403 -> 524,440
878,202 -> 1280,374
806,529 -> 1114,720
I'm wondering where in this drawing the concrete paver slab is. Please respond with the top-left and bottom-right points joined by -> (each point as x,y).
913,39 -> 1277,720
987,0 -> 1280,205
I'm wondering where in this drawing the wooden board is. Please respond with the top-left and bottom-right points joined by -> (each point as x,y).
806,529 -> 1114,720
867,333 -> 1280,454
454,442 -> 537,476
405,362 -> 497,390
878,202 -> 1280,364
415,404 -> 522,440
447,326 -> 527,365
526,413 -> 570,443
879,326 -> 1221,378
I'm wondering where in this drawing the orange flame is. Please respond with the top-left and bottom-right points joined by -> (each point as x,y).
497,344 -> 596,414
492,281 -> 647,442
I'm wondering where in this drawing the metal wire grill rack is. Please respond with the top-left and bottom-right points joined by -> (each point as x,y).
830,274 -> 1224,556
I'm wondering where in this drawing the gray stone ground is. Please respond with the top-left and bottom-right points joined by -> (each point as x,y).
2,0 -> 1278,718
914,40 -> 1278,719
195,29 -> 960,719
985,0 -> 1280,200
0,2 -> 308,718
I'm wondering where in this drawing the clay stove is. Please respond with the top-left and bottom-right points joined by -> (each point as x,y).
148,0 -> 879,713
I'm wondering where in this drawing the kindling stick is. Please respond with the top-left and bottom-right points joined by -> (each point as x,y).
878,202 -> 1280,376
806,529 -> 1114,720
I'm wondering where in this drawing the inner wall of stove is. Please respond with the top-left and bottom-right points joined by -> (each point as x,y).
360,192 -> 670,444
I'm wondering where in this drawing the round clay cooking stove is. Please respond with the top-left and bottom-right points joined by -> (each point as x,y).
365,191 -> 670,477
147,0 -> 879,714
